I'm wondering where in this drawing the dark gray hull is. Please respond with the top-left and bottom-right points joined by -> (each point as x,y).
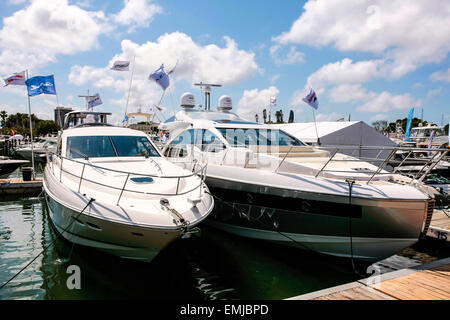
206,177 -> 433,262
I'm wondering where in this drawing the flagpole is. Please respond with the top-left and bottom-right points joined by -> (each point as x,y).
124,55 -> 136,123
312,109 -> 321,146
25,70 -> 35,177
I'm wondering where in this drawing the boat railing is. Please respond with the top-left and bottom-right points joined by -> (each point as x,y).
47,153 -> 207,205
217,143 -> 449,183
309,145 -> 449,184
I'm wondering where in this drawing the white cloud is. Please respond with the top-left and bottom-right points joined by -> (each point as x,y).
274,0 -> 450,78
316,112 -> 343,122
113,0 -> 162,32
69,33 -> 258,85
270,74 -> 280,84
75,0 -> 91,9
327,84 -> 374,103
430,68 -> 450,83
236,86 -> 279,121
269,45 -> 305,65
0,0 -> 109,74
370,113 -> 389,122
306,58 -> 384,92
427,87 -> 443,97
356,92 -> 421,113
68,33 -> 258,115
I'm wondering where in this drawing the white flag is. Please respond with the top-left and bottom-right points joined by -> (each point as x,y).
270,96 -> 277,107
4,71 -> 26,86
302,89 -> 319,110
111,61 -> 130,71
88,93 -> 103,110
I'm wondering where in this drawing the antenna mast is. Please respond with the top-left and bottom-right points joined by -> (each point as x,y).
194,82 -> 222,110
78,90 -> 96,110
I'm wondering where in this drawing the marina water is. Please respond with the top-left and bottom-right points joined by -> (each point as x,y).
0,167 -> 448,300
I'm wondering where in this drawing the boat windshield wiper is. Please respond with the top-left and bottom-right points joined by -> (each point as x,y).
71,149 -> 89,160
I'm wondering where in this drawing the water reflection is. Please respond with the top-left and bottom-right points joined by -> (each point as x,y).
0,197 -> 448,300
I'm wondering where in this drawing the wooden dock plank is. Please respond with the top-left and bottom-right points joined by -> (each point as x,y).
374,280 -> 440,300
430,210 -> 450,230
288,260 -> 450,300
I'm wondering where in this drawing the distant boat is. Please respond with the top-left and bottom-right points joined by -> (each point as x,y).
14,137 -> 57,163
0,156 -> 29,178
409,124 -> 448,148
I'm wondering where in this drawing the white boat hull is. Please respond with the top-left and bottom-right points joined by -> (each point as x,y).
44,193 -> 181,261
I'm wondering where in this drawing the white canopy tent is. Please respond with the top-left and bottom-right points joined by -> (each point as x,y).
274,121 -> 397,160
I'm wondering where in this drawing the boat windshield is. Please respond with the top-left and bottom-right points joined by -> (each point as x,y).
66,135 -> 160,159
411,128 -> 445,137
216,128 -> 305,147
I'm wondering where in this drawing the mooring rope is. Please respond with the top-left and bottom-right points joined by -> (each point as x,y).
0,198 -> 95,290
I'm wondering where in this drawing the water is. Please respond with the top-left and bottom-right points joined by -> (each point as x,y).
0,169 -> 449,300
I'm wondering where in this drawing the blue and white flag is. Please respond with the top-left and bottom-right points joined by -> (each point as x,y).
302,89 -> 319,110
404,107 -> 414,142
26,75 -> 56,97
88,93 -> 102,110
149,64 -> 170,90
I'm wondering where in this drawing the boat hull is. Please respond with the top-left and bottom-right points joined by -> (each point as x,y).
44,192 -> 182,262
0,160 -> 28,178
206,177 -> 432,262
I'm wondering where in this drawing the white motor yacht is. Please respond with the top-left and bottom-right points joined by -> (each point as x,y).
159,92 -> 437,262
15,136 -> 57,163
43,111 -> 214,262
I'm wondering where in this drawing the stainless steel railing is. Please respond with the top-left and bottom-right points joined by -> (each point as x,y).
312,145 -> 449,184
47,153 -> 207,205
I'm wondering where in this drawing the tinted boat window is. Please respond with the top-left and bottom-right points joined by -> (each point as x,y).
66,136 -> 160,159
67,136 -> 115,159
110,136 -> 160,157
216,128 -> 304,147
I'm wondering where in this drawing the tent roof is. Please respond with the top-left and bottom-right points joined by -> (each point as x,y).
275,121 -> 359,143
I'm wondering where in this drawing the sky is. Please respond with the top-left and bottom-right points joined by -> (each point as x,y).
0,0 -> 449,127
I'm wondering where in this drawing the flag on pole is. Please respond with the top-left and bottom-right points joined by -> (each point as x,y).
149,64 -> 170,90
270,96 -> 277,107
302,89 -> 319,110
404,107 -> 414,142
25,75 -> 56,96
87,93 -> 102,110
11,129 -> 15,136
428,130 -> 436,149
122,115 -> 129,124
4,71 -> 26,86
111,61 -> 130,71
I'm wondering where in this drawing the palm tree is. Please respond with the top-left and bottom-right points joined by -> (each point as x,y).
275,110 -> 284,123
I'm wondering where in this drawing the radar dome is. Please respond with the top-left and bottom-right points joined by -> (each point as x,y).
217,95 -> 232,111
180,92 -> 195,108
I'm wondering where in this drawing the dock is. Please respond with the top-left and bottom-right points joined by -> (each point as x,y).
286,257 -> 450,300
427,209 -> 450,242
0,178 -> 43,196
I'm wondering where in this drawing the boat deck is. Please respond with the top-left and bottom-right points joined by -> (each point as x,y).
286,257 -> 450,300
